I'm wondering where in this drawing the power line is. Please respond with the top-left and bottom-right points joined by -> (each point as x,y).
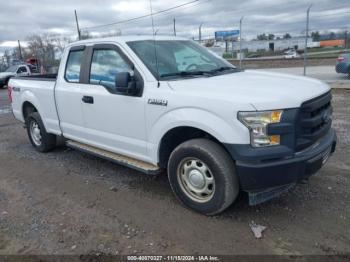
81,0 -> 200,30
93,0 -> 212,30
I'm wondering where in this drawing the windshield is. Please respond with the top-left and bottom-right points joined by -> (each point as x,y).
5,65 -> 17,72
127,40 -> 236,79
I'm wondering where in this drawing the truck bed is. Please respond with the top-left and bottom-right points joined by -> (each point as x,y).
9,75 -> 60,135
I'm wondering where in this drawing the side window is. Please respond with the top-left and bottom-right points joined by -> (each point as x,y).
17,66 -> 28,74
89,49 -> 132,90
65,50 -> 83,83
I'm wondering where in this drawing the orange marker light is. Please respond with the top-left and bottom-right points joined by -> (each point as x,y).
270,135 -> 280,145
271,111 -> 282,123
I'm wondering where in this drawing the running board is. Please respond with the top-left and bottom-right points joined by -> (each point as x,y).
66,140 -> 161,175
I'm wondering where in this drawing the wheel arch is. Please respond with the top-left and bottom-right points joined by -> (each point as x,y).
22,101 -> 38,121
157,126 -> 225,169
20,90 -> 43,123
5,76 -> 13,85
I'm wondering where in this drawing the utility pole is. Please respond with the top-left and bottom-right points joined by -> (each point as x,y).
304,5 -> 312,76
345,30 -> 349,48
199,23 -> 203,44
239,16 -> 244,69
173,18 -> 176,37
17,40 -> 23,61
75,10 -> 81,40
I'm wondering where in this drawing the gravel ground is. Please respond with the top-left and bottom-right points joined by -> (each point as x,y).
0,87 -> 349,255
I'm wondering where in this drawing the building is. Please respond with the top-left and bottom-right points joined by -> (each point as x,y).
231,37 -> 318,52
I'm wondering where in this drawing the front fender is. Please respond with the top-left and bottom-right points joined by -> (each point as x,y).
148,107 -> 250,163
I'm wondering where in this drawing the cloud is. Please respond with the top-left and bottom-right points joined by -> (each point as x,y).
0,0 -> 349,45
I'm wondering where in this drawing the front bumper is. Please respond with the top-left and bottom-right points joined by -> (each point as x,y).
224,129 -> 337,204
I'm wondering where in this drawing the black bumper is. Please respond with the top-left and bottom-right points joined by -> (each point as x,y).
0,78 -> 5,87
224,129 -> 337,193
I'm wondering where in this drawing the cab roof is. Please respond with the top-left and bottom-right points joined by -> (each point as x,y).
68,35 -> 189,48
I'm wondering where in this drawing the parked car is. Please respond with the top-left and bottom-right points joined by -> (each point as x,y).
8,36 -> 337,215
284,49 -> 300,59
335,54 -> 350,77
0,64 -> 38,88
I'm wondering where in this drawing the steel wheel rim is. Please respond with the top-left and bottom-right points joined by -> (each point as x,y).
177,157 -> 215,203
30,120 -> 42,146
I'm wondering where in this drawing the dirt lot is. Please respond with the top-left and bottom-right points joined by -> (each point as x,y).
0,86 -> 349,256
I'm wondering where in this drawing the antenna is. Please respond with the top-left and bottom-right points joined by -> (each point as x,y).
149,0 -> 160,87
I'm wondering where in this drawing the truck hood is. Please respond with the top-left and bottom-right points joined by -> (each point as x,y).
167,70 -> 330,110
0,72 -> 14,79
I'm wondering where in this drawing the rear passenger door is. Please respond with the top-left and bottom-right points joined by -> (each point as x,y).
55,46 -> 87,140
79,44 -> 148,161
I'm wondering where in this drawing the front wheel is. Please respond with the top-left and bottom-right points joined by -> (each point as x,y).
26,112 -> 56,152
167,139 -> 239,215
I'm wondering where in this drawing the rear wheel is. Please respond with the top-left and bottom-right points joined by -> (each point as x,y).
4,77 -> 11,88
26,112 -> 56,152
167,138 -> 239,215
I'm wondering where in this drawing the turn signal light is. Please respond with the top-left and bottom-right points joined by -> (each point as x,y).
337,56 -> 345,62
271,111 -> 283,123
270,135 -> 280,145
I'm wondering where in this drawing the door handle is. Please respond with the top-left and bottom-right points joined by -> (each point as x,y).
82,96 -> 94,104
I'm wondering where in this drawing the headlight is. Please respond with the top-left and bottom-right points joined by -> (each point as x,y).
238,110 -> 283,147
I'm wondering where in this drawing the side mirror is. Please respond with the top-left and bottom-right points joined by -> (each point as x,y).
115,72 -> 138,95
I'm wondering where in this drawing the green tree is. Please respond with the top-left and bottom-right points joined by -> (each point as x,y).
268,34 -> 275,40
257,33 -> 268,40
329,32 -> 336,40
311,31 -> 320,41
283,33 -> 292,39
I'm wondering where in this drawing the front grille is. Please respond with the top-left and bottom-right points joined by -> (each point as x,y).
296,92 -> 332,151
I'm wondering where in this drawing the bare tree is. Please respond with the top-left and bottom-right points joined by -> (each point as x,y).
26,33 -> 66,70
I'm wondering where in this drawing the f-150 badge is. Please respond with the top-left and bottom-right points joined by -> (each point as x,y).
148,99 -> 168,106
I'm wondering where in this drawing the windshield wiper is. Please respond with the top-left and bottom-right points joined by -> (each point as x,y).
208,66 -> 238,74
160,71 -> 211,78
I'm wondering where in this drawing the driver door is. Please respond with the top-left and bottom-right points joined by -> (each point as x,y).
79,44 -> 148,161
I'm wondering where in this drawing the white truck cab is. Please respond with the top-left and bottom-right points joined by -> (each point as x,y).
8,36 -> 337,215
0,64 -> 35,88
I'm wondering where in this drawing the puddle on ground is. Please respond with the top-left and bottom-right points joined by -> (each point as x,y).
0,106 -> 12,115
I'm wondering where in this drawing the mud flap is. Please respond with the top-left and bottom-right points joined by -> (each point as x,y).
248,183 -> 296,206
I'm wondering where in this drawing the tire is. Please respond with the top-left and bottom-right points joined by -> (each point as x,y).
4,77 -> 11,88
26,112 -> 56,152
167,138 -> 239,215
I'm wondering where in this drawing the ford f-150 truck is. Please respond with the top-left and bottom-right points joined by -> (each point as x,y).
8,36 -> 337,215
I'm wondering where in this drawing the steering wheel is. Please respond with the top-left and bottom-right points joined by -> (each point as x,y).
185,64 -> 199,71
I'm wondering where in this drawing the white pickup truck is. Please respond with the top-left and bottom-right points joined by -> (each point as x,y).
8,36 -> 337,215
0,64 -> 38,88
